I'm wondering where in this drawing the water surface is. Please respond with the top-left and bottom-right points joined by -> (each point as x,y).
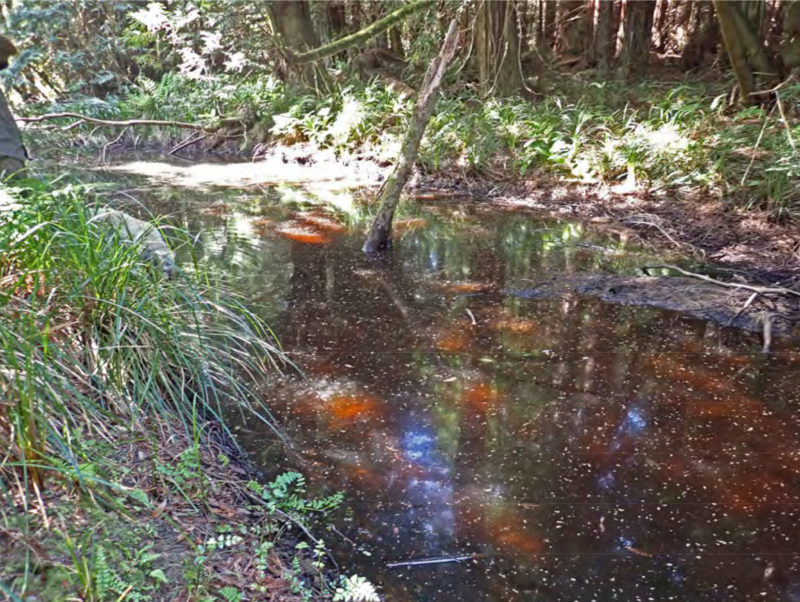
105,169 -> 800,601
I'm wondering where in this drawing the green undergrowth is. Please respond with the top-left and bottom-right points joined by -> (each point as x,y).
22,72 -> 800,219
0,180 -> 377,601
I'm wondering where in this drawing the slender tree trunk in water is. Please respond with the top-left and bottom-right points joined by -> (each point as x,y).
714,0 -> 779,101
363,20 -> 459,255
475,0 -> 524,96
620,0 -> 655,79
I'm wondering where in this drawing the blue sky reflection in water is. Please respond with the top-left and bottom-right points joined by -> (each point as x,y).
129,179 -> 800,602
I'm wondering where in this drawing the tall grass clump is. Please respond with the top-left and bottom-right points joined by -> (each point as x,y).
0,179 -> 283,510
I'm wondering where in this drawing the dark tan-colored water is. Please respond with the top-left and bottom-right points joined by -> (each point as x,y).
106,171 -> 800,601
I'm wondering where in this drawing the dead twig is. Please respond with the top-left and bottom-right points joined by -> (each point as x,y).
621,214 -> 694,253
169,132 -> 207,156
16,111 -> 216,132
726,291 -> 759,326
640,264 -> 800,298
101,126 -> 130,162
762,313 -> 773,353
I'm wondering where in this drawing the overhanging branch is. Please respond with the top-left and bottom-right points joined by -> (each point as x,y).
292,0 -> 434,64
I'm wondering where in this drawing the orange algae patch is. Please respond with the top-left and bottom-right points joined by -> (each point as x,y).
297,212 -> 347,233
489,317 -> 538,334
461,382 -> 502,411
491,509 -> 544,554
329,394 -> 381,422
687,399 -> 762,418
275,221 -> 331,244
393,217 -> 428,235
200,204 -> 229,216
435,329 -> 472,352
494,530 -> 544,554
433,280 -> 495,294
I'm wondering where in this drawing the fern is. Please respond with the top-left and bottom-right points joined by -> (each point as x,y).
219,586 -> 243,602
94,545 -> 127,598
248,472 -> 342,516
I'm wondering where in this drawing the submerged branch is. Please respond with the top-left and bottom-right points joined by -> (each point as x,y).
387,553 -> 484,568
640,264 -> 800,298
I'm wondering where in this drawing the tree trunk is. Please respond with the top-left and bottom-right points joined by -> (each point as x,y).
327,1 -> 347,37
781,0 -> 800,71
682,2 -> 720,70
593,0 -> 613,71
555,0 -> 589,57
651,0 -> 668,53
475,0 -> 525,96
269,0 -> 326,88
619,0 -> 656,79
363,20 -> 459,254
714,0 -> 779,101
389,25 -> 405,58
543,0 -> 557,51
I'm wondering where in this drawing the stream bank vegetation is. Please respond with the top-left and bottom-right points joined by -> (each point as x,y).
0,181 -> 378,601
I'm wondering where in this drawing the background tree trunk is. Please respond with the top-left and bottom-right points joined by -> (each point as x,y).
681,1 -> 719,70
781,0 -> 800,71
555,0 -> 590,57
714,0 -> 779,101
475,0 -> 525,96
593,0 -> 614,71
619,0 -> 656,79
269,0 -> 326,88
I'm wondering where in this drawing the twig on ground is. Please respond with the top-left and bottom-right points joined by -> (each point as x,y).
762,313 -> 773,353
621,214 -> 693,253
727,291 -> 759,326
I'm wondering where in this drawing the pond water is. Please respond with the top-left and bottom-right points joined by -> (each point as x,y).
102,166 -> 800,601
